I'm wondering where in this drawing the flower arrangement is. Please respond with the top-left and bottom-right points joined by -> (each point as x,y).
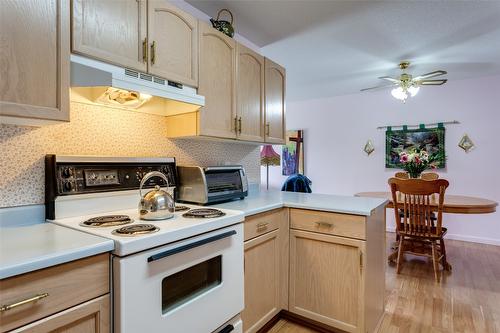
399,149 -> 437,178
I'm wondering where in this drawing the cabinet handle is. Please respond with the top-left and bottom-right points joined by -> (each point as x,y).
150,41 -> 157,65
234,117 -> 238,133
360,251 -> 363,270
238,117 -> 242,134
256,222 -> 269,231
142,38 -> 148,63
266,123 -> 270,136
0,293 -> 49,312
315,221 -> 333,228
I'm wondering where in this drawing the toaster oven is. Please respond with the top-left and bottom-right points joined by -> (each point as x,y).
177,165 -> 248,204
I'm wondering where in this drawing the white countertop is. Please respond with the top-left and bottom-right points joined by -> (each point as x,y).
1,191 -> 386,279
0,205 -> 114,280
213,190 -> 388,217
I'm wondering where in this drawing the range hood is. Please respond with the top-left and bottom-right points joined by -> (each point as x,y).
70,54 -> 204,116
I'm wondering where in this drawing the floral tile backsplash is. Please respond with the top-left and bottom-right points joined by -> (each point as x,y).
0,102 -> 260,208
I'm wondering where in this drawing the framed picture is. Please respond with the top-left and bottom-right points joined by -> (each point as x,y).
282,130 -> 304,175
386,127 -> 446,169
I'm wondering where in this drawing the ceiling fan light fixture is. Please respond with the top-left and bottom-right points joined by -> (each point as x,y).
408,85 -> 420,97
391,87 -> 408,101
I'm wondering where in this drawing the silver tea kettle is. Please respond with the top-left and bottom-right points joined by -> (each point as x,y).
138,171 -> 175,220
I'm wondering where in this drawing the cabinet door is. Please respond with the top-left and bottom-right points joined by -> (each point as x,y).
10,295 -> 109,333
264,58 -> 286,144
236,43 -> 265,142
72,0 -> 147,71
0,0 -> 69,124
198,22 -> 236,139
289,230 -> 365,333
242,230 -> 281,333
148,0 -> 198,87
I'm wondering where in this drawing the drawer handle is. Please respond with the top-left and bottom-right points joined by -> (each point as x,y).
315,221 -> 333,228
257,222 -> 269,231
0,293 -> 49,312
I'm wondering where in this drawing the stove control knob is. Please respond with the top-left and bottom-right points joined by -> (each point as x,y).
61,167 -> 73,178
63,182 -> 73,192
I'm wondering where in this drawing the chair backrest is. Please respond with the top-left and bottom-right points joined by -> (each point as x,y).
395,172 -> 409,179
421,172 -> 439,181
388,177 -> 449,236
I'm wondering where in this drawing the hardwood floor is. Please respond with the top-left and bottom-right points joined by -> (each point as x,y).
267,319 -> 320,333
380,232 -> 500,332
265,233 -> 500,333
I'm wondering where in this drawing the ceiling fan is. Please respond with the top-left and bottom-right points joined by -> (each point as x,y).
361,61 -> 448,102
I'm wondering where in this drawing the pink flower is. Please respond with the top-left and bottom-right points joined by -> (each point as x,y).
400,155 -> 408,163
414,156 -> 420,164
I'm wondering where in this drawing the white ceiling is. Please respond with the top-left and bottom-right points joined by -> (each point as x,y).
187,0 -> 500,101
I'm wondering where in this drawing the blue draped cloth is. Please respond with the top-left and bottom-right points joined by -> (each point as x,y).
281,174 -> 312,193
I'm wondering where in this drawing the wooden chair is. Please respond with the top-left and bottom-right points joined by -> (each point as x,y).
388,177 -> 450,282
421,172 -> 439,203
421,172 -> 439,181
395,171 -> 409,179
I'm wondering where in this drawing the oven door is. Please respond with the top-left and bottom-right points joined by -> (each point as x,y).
113,223 -> 244,333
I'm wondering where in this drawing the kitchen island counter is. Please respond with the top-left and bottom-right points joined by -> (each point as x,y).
0,205 -> 114,279
214,190 -> 388,217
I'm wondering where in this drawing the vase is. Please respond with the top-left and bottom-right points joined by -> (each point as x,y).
408,172 -> 421,179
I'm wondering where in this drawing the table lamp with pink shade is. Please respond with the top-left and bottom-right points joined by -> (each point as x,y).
261,145 -> 280,190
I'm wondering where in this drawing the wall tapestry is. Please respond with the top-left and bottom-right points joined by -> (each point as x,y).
282,130 -> 304,175
385,126 -> 446,169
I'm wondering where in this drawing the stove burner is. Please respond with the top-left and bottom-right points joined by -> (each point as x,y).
182,208 -> 226,219
112,224 -> 160,236
174,205 -> 190,212
80,215 -> 133,227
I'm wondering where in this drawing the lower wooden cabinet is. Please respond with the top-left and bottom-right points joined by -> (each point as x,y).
289,230 -> 365,333
0,254 -> 110,333
289,207 -> 386,333
242,209 -> 288,333
9,295 -> 109,333
242,207 -> 385,333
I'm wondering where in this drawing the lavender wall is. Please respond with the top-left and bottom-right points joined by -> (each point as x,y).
263,75 -> 500,245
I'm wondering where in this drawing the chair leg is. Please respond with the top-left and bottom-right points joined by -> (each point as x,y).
396,236 -> 404,274
440,238 -> 452,271
431,241 -> 440,282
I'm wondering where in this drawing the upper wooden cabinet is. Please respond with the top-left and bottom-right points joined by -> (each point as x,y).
148,0 -> 198,87
236,43 -> 265,142
0,0 -> 70,125
166,37 -> 286,144
72,0 -> 148,72
197,21 -> 237,139
264,58 -> 286,144
71,0 -> 198,87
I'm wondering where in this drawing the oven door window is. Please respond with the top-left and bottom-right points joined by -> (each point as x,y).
162,255 -> 222,314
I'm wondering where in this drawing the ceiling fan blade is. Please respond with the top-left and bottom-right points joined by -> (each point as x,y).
418,79 -> 448,86
378,76 -> 400,83
413,70 -> 447,81
360,83 -> 397,92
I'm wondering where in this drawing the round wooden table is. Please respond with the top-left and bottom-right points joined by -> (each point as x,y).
355,192 -> 498,214
356,192 -> 497,265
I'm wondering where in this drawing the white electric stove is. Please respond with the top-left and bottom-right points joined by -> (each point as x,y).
45,155 -> 244,333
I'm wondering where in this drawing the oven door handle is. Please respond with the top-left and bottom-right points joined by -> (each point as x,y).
218,324 -> 234,333
147,230 -> 237,262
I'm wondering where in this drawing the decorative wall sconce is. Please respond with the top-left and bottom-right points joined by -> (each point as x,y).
364,140 -> 375,155
458,134 -> 475,153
